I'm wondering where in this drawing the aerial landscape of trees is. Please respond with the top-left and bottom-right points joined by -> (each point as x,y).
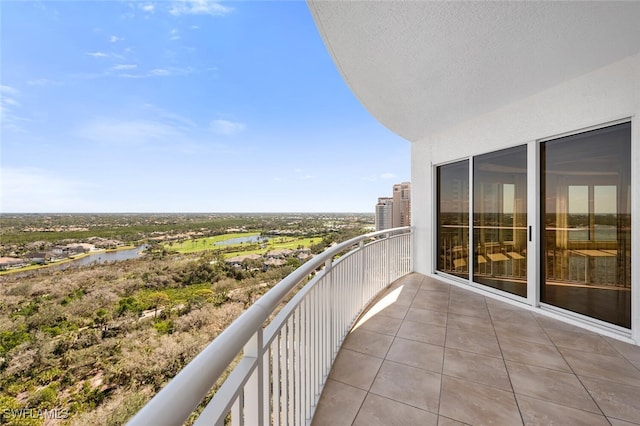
0,213 -> 373,425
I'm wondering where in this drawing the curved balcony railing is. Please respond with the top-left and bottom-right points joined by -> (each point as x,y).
127,227 -> 412,426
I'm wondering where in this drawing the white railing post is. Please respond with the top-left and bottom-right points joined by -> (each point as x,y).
243,330 -> 264,425
324,257 -> 334,359
386,232 -> 391,286
359,240 -> 365,309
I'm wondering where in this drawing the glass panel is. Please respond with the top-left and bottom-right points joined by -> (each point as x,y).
473,146 -> 527,297
437,160 -> 469,279
541,122 -> 631,328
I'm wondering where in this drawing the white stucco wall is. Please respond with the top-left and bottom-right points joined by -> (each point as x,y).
411,53 -> 640,341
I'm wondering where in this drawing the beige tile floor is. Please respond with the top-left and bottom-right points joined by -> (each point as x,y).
312,273 -> 640,425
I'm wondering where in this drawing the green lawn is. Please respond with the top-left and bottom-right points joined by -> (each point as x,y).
164,233 -> 261,254
164,233 -> 321,258
225,236 -> 319,258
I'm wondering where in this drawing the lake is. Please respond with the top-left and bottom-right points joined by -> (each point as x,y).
65,246 -> 147,268
7,246 -> 147,278
214,235 -> 268,246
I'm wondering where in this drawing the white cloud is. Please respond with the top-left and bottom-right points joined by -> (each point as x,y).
141,3 -> 155,13
75,118 -> 184,147
0,85 -> 19,96
115,67 -> 194,78
27,78 -> 61,86
109,35 -> 123,43
87,51 -> 108,58
141,103 -> 197,128
294,168 -> 303,173
300,175 -> 315,180
111,64 -> 137,71
3,97 -> 19,107
150,69 -> 171,76
0,85 -> 28,133
169,0 -> 232,16
210,119 -> 245,135
73,106 -> 200,153
381,172 -> 396,179
169,29 -> 180,40
0,168 -> 97,212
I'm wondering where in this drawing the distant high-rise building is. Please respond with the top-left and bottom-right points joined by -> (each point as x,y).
392,182 -> 411,228
375,182 -> 411,230
375,197 -> 393,231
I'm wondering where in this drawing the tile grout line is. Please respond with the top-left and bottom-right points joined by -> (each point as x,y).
486,296 -> 525,426
435,283 -> 451,422
531,313 -> 610,421
349,277 -> 417,425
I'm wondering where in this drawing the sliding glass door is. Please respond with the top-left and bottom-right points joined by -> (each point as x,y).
436,122 -> 631,328
541,122 -> 631,328
473,146 -> 527,297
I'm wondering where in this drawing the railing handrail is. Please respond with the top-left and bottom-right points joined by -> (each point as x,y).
127,227 -> 411,426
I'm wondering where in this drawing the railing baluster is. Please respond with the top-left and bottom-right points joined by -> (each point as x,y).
311,286 -> 317,416
232,391 -> 242,426
304,296 -> 311,422
244,331 -> 263,425
272,337 -> 280,426
281,322 -> 288,426
295,306 -> 302,426
287,316 -> 294,426
263,343 -> 270,425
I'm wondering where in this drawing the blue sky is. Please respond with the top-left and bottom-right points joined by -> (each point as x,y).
0,1 -> 409,213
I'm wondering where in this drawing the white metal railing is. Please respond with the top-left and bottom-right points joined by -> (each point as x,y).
128,227 -> 412,426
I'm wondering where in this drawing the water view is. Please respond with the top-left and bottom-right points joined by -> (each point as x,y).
214,235 -> 269,246
63,246 -> 147,268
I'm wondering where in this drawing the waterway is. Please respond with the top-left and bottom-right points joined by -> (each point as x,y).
214,235 -> 269,246
4,246 -> 147,278
64,246 -> 147,268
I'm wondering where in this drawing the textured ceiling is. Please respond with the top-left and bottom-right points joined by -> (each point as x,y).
308,1 -> 640,142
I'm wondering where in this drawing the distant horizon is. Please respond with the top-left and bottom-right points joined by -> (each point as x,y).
1,1 -> 409,213
0,211 -> 376,216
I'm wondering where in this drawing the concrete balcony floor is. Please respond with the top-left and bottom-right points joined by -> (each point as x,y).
312,273 -> 640,425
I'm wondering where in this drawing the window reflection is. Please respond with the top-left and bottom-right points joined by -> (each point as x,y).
473,146 -> 527,297
437,160 -> 469,279
542,122 -> 631,328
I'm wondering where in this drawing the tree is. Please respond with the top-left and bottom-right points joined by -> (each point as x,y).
117,296 -> 142,317
187,289 -> 214,309
94,308 -> 111,333
148,292 -> 170,318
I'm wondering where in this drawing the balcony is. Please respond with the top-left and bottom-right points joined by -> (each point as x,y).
128,227 -> 640,425
313,273 -> 640,425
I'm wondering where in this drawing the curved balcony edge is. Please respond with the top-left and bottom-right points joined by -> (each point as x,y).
127,226 -> 413,426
